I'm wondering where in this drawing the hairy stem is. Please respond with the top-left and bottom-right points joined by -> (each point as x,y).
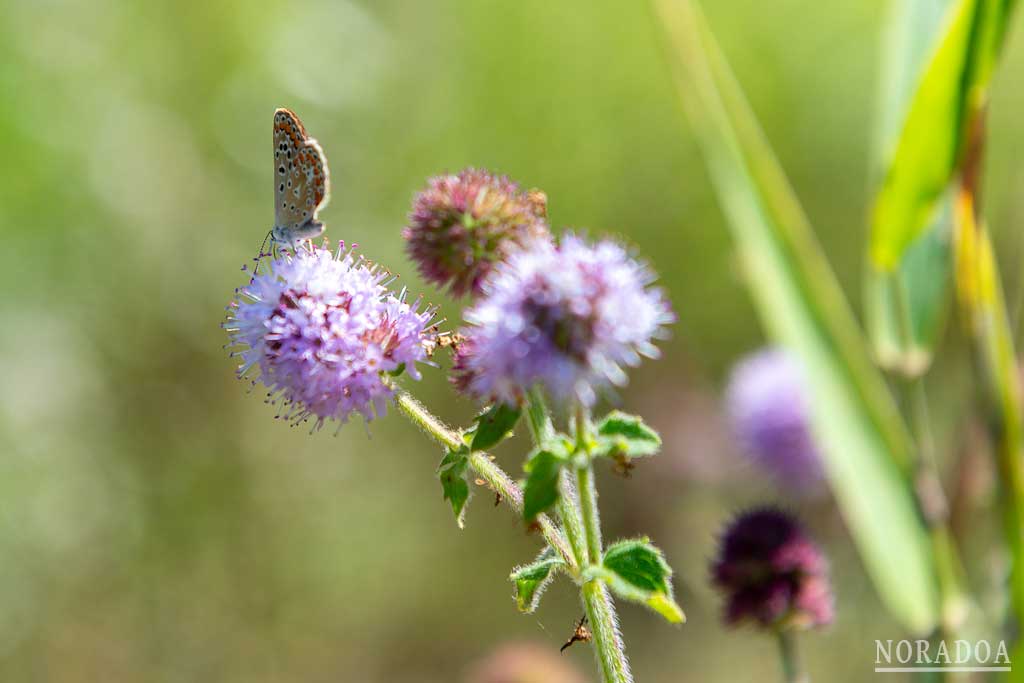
525,392 -> 632,683
578,460 -> 630,683
583,580 -> 633,683
391,386 -> 577,573
524,389 -> 588,568
577,464 -> 603,565
558,468 -> 589,569
575,401 -> 631,683
525,387 -> 556,444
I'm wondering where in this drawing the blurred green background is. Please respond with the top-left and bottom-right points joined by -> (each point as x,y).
2,0 -> 1024,680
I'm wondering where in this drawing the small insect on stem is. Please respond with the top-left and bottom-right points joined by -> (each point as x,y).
494,491 -> 502,507
612,453 -> 635,478
560,614 -> 592,653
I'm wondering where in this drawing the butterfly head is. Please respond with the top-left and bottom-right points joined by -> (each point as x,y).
271,220 -> 325,247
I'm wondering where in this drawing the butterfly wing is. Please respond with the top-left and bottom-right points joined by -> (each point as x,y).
273,108 -> 330,242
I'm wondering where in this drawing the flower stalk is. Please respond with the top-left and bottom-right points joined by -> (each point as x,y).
397,384 -> 633,682
391,385 -> 577,574
532,393 -> 632,683
776,631 -> 807,683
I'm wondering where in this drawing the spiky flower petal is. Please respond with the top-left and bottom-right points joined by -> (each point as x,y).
404,168 -> 549,297
225,243 -> 432,429
453,234 -> 672,406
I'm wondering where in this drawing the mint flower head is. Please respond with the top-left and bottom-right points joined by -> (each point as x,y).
225,243 -> 433,429
404,168 -> 549,297
711,507 -> 833,630
452,234 -> 673,407
725,348 -> 824,493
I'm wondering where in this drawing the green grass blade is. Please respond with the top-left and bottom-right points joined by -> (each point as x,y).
866,192 -> 955,377
870,0 -> 1017,270
867,0 -> 957,376
654,0 -> 939,633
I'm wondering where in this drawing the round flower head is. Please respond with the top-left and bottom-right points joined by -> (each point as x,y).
726,349 -> 824,492
404,168 -> 549,297
453,234 -> 673,406
225,243 -> 433,429
711,507 -> 833,630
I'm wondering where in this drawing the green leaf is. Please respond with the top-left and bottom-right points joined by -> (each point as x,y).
593,538 -> 684,623
655,0 -> 939,633
594,411 -> 661,458
522,449 -> 565,522
867,0 -> 957,375
866,193 -> 954,376
509,547 -> 565,613
438,447 -> 470,528
870,0 -> 1017,269
470,403 -> 522,452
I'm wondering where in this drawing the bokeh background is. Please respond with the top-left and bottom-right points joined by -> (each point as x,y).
3,0 -> 1024,680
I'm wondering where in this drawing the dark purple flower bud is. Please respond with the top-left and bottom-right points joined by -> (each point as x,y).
725,349 -> 824,493
711,507 -> 833,630
404,169 -> 549,297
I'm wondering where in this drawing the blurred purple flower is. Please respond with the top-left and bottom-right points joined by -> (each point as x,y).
725,348 -> 824,492
404,168 -> 549,297
711,507 -> 833,630
225,243 -> 432,429
453,234 -> 672,406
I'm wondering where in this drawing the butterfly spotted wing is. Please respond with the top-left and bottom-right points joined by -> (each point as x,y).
271,108 -> 330,245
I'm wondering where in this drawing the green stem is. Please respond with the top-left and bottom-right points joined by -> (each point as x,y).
577,463 -> 603,565
391,386 -> 578,574
578,459 -> 630,683
525,387 -> 556,445
776,631 -> 808,683
558,468 -> 589,569
525,393 -> 631,683
575,402 -> 631,683
582,580 -> 632,683
894,281 -> 969,637
525,389 -> 588,569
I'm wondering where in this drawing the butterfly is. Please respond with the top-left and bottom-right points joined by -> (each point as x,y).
267,108 -> 331,249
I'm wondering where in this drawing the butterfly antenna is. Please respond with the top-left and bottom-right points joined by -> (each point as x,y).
252,229 -> 273,275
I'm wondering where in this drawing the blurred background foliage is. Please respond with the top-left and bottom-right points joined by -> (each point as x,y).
1,0 -> 1023,680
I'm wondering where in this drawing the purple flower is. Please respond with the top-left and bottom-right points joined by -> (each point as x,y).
404,169 -> 549,297
452,234 -> 673,406
725,349 -> 824,492
225,243 -> 433,429
711,507 -> 833,630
